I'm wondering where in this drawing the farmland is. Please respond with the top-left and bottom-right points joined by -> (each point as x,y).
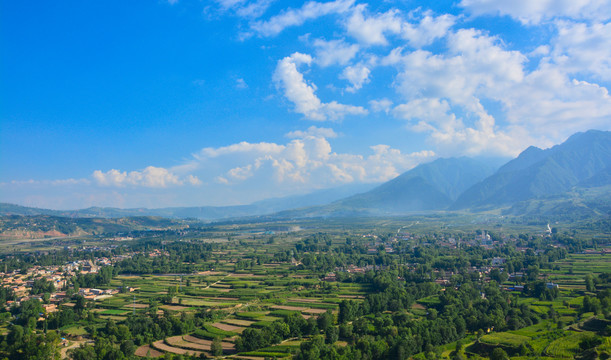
0,215 -> 609,359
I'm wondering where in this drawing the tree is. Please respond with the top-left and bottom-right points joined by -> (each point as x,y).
74,295 -> 86,315
490,348 -> 509,360
585,274 -> 595,292
211,336 -> 223,357
70,344 -> 96,360
317,311 -> 334,334
325,326 -> 339,344
120,339 -> 136,357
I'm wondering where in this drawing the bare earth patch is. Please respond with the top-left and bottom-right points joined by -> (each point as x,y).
211,322 -> 245,333
183,335 -> 235,350
302,308 -> 327,314
222,319 -> 254,326
135,345 -> 163,358
152,340 -> 204,357
165,336 -> 210,351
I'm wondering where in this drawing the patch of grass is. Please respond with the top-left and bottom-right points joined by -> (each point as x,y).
480,332 -> 530,347
545,331 -> 593,358
202,324 -> 236,337
99,309 -> 129,315
236,311 -> 267,320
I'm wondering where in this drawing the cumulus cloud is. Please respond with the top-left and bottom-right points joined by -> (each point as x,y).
393,98 -> 529,156
92,166 -> 201,188
193,131 -> 435,185
313,38 -> 359,67
391,29 -> 525,111
273,52 -> 368,120
344,5 -> 455,48
550,21 -> 611,81
345,4 -> 402,46
385,29 -> 532,156
402,12 -> 456,48
384,25 -> 611,156
459,0 -> 611,24
250,0 -> 355,37
340,63 -> 371,92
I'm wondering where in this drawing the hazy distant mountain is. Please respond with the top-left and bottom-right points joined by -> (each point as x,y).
452,130 -> 611,209
3,130 -> 610,221
249,183 -> 376,211
333,157 -> 495,213
0,183 -> 375,220
274,157 -> 496,217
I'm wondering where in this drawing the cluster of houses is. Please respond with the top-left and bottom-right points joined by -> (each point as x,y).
0,244 -> 176,313
1,256 -> 120,311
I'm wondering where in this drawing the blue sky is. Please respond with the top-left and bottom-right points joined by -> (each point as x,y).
1,0 -> 610,209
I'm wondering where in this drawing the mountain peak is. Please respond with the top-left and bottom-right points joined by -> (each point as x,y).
453,129 -> 611,209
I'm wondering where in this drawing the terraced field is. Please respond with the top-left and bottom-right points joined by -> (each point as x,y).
124,268 -> 358,358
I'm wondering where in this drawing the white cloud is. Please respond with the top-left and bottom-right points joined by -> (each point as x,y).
198,141 -> 284,158
502,64 -> 611,136
236,78 -> 248,89
340,63 -> 371,92
550,21 -> 611,81
215,0 -> 273,19
459,0 -> 611,24
313,38 -> 359,67
285,126 -> 338,138
402,12 -> 456,48
392,29 -> 525,112
92,166 -> 201,188
201,135 -> 435,185
369,98 -> 393,113
273,52 -> 368,120
384,25 -> 611,156
392,98 -> 528,156
185,175 -> 203,185
250,0 -> 355,37
385,30 -> 533,156
345,4 -> 402,46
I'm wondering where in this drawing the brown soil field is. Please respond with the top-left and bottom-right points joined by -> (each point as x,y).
302,308 -> 327,314
182,335 -> 235,350
152,340 -> 204,357
134,345 -> 164,357
222,319 -> 255,326
411,303 -> 426,310
211,322 -> 245,333
196,271 -> 224,275
165,336 -> 210,351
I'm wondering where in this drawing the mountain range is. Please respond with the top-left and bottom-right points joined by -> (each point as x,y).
2,129 -> 610,220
